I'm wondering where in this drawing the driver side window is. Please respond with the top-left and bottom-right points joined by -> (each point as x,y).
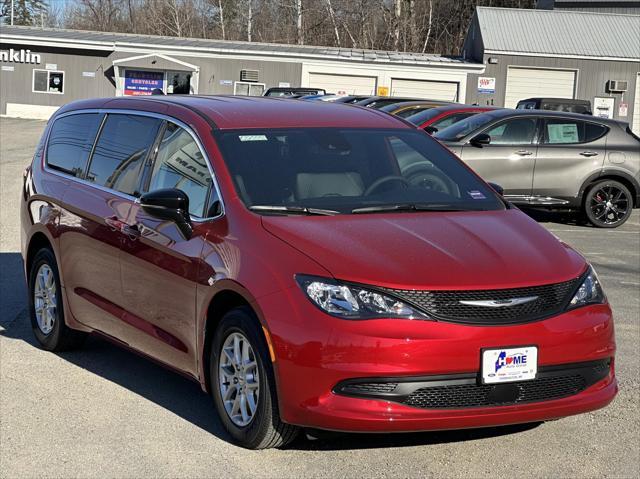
147,122 -> 214,218
484,118 -> 537,145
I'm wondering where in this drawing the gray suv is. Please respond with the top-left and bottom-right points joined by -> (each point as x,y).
434,109 -> 640,227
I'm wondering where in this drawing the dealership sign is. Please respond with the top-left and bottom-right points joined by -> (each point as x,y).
0,49 -> 41,64
478,76 -> 495,94
124,69 -> 164,95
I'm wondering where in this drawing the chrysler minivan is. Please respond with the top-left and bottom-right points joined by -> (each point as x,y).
21,96 -> 617,449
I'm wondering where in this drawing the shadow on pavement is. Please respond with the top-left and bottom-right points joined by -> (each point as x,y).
519,207 -> 587,227
1,251 -> 541,451
289,422 -> 542,451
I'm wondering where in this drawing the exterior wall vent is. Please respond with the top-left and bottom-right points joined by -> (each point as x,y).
240,69 -> 260,82
607,80 -> 628,93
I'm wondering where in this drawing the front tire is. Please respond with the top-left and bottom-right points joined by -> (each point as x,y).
584,180 -> 633,228
28,247 -> 86,351
210,307 -> 299,449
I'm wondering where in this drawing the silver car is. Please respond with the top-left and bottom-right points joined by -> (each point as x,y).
434,109 -> 640,228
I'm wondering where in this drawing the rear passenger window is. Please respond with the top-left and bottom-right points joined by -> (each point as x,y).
584,123 -> 608,142
147,122 -> 212,217
46,113 -> 102,177
543,119 -> 607,144
87,114 -> 162,196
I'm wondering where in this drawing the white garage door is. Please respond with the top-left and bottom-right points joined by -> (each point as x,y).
504,67 -> 576,108
308,73 -> 377,95
390,79 -> 459,101
633,73 -> 640,134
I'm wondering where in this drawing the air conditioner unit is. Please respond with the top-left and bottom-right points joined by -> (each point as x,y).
240,69 -> 259,82
607,80 -> 628,93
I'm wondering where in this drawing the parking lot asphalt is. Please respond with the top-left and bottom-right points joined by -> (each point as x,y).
1,117 -> 638,478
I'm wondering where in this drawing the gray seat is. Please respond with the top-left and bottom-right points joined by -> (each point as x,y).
296,172 -> 364,199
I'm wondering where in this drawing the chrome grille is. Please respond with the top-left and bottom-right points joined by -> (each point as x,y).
378,276 -> 582,325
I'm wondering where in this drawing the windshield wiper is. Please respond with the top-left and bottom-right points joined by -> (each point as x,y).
351,204 -> 466,214
249,205 -> 339,216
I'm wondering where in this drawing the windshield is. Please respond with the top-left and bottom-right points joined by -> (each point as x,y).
405,108 -> 446,126
216,128 -> 504,215
434,111 -> 499,142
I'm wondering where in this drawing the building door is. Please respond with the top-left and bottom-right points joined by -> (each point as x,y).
308,72 -> 377,95
390,79 -> 459,101
504,67 -> 576,108
633,73 -> 640,134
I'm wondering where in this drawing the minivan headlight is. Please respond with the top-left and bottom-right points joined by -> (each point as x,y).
568,267 -> 605,309
296,275 -> 429,320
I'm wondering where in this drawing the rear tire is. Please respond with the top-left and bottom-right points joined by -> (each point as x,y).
210,307 -> 299,449
28,247 -> 86,351
583,179 -> 632,228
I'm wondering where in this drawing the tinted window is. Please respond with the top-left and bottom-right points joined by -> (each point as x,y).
217,128 -> 503,214
147,123 -> 212,217
484,118 -> 537,145
434,111 -> 499,142
430,112 -> 476,131
396,106 -> 431,118
543,119 -> 607,144
405,108 -> 444,126
87,114 -> 162,196
516,101 -> 537,110
46,113 -> 102,177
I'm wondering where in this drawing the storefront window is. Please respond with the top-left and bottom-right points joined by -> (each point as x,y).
234,81 -> 265,96
167,71 -> 191,94
33,69 -> 64,94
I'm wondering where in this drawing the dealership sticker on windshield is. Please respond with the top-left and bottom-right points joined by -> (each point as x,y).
468,190 -> 486,200
482,346 -> 538,384
239,135 -> 268,142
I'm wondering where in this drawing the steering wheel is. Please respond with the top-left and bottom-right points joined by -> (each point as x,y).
364,175 -> 410,196
402,163 -> 453,195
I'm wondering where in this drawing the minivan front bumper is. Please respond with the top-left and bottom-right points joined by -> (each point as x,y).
258,290 -> 616,432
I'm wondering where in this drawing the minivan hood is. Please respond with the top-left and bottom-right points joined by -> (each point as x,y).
262,209 -> 586,289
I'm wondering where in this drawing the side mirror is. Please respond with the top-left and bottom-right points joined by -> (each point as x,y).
488,182 -> 504,196
424,125 -> 438,135
140,188 -> 192,239
470,133 -> 491,147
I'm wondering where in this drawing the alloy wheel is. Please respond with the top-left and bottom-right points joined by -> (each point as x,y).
589,185 -> 630,226
218,332 -> 260,427
33,264 -> 57,334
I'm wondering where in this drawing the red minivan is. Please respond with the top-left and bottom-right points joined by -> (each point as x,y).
21,96 -> 617,449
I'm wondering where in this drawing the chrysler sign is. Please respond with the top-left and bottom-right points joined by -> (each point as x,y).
0,49 -> 41,64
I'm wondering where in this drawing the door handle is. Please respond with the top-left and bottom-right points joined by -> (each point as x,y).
580,151 -> 599,157
121,223 -> 141,239
515,150 -> 533,156
105,215 -> 124,232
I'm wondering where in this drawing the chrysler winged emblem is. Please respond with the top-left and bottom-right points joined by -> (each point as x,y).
459,296 -> 538,308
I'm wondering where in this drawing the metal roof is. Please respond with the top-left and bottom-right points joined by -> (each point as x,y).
475,6 -> 640,61
0,24 -> 477,67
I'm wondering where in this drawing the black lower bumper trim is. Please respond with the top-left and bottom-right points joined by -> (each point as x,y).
333,359 -> 611,409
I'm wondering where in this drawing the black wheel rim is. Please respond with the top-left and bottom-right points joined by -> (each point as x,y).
589,185 -> 629,225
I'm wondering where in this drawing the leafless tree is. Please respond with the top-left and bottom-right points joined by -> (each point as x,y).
56,0 -> 535,55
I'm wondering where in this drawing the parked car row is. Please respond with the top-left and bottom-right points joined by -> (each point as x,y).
275,91 -> 638,228
22,95 -> 619,449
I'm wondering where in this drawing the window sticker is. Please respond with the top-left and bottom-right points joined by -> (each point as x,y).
547,123 -> 579,144
239,135 -> 268,142
468,190 -> 486,200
